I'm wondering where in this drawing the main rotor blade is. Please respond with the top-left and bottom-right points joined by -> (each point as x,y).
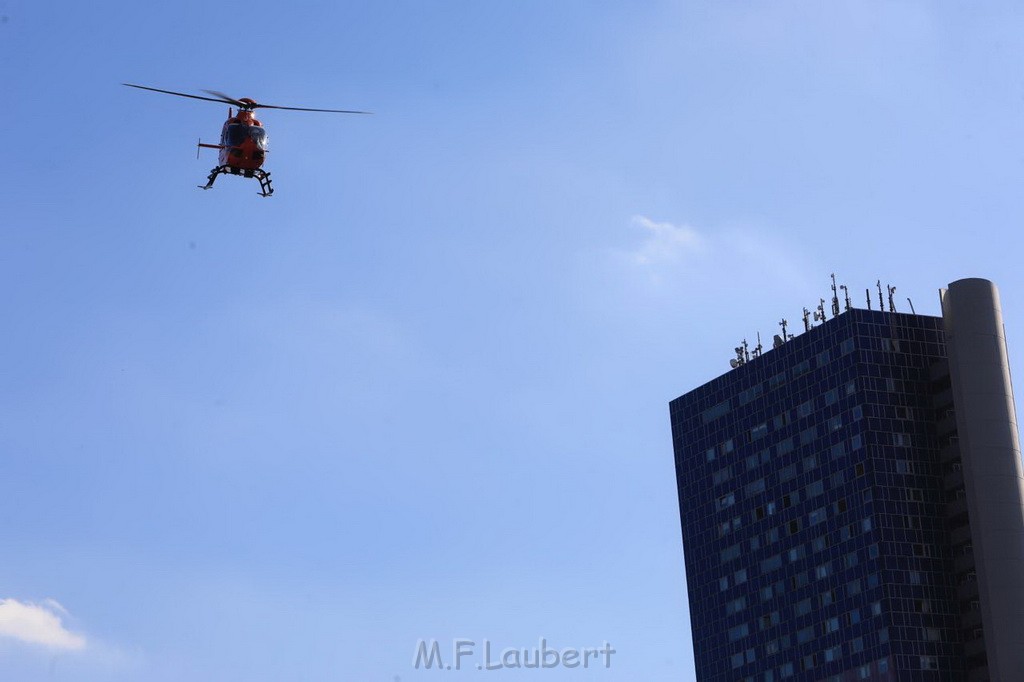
201,89 -> 248,108
123,83 -> 235,106
253,103 -> 372,114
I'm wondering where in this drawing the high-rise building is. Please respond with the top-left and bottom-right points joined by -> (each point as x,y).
669,278 -> 1024,682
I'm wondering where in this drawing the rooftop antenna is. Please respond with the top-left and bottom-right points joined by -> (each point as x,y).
753,332 -> 763,358
743,339 -> 750,362
887,285 -> 896,312
840,284 -> 851,311
730,341 -> 748,369
779,318 -> 791,342
907,297 -> 916,314
866,288 -> 872,310
830,274 -> 841,317
802,307 -> 812,332
876,280 -> 884,311
815,298 -> 827,324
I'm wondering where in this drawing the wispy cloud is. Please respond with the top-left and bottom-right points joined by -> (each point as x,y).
613,214 -> 811,290
0,599 -> 86,651
626,215 -> 708,266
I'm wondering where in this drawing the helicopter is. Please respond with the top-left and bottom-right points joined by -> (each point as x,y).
123,83 -> 369,196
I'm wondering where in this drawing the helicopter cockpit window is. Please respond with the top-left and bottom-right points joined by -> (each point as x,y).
225,125 -> 268,149
249,127 -> 268,149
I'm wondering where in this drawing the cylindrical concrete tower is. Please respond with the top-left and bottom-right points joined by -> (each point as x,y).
941,278 -> 1024,679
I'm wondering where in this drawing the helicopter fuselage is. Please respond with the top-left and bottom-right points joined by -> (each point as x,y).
216,109 -> 267,171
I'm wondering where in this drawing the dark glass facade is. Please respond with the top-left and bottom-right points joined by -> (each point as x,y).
670,309 -> 971,681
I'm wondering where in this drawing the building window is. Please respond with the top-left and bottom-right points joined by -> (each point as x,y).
726,596 -> 747,615
807,479 -> 824,498
739,385 -> 762,406
702,400 -> 730,424
797,399 -> 813,418
721,543 -> 741,562
728,623 -> 750,642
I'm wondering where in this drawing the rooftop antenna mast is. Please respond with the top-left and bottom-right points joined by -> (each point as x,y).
866,288 -> 872,310
816,298 -> 827,324
730,339 -> 750,368
887,285 -> 897,312
840,284 -> 851,311
830,274 -> 841,317
876,280 -> 884,311
753,332 -> 763,358
802,307 -> 812,332
907,297 -> 916,314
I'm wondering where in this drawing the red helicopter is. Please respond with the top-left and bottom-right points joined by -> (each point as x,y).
123,83 -> 369,196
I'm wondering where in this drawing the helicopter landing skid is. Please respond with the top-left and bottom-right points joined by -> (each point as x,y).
199,165 -> 274,197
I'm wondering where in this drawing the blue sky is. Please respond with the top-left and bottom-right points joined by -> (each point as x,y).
2,2 -> 1024,680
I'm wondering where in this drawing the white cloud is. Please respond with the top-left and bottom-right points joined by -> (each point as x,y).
626,215 -> 707,266
0,599 -> 86,651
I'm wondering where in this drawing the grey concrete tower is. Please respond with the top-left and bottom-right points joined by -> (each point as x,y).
940,278 -> 1024,680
